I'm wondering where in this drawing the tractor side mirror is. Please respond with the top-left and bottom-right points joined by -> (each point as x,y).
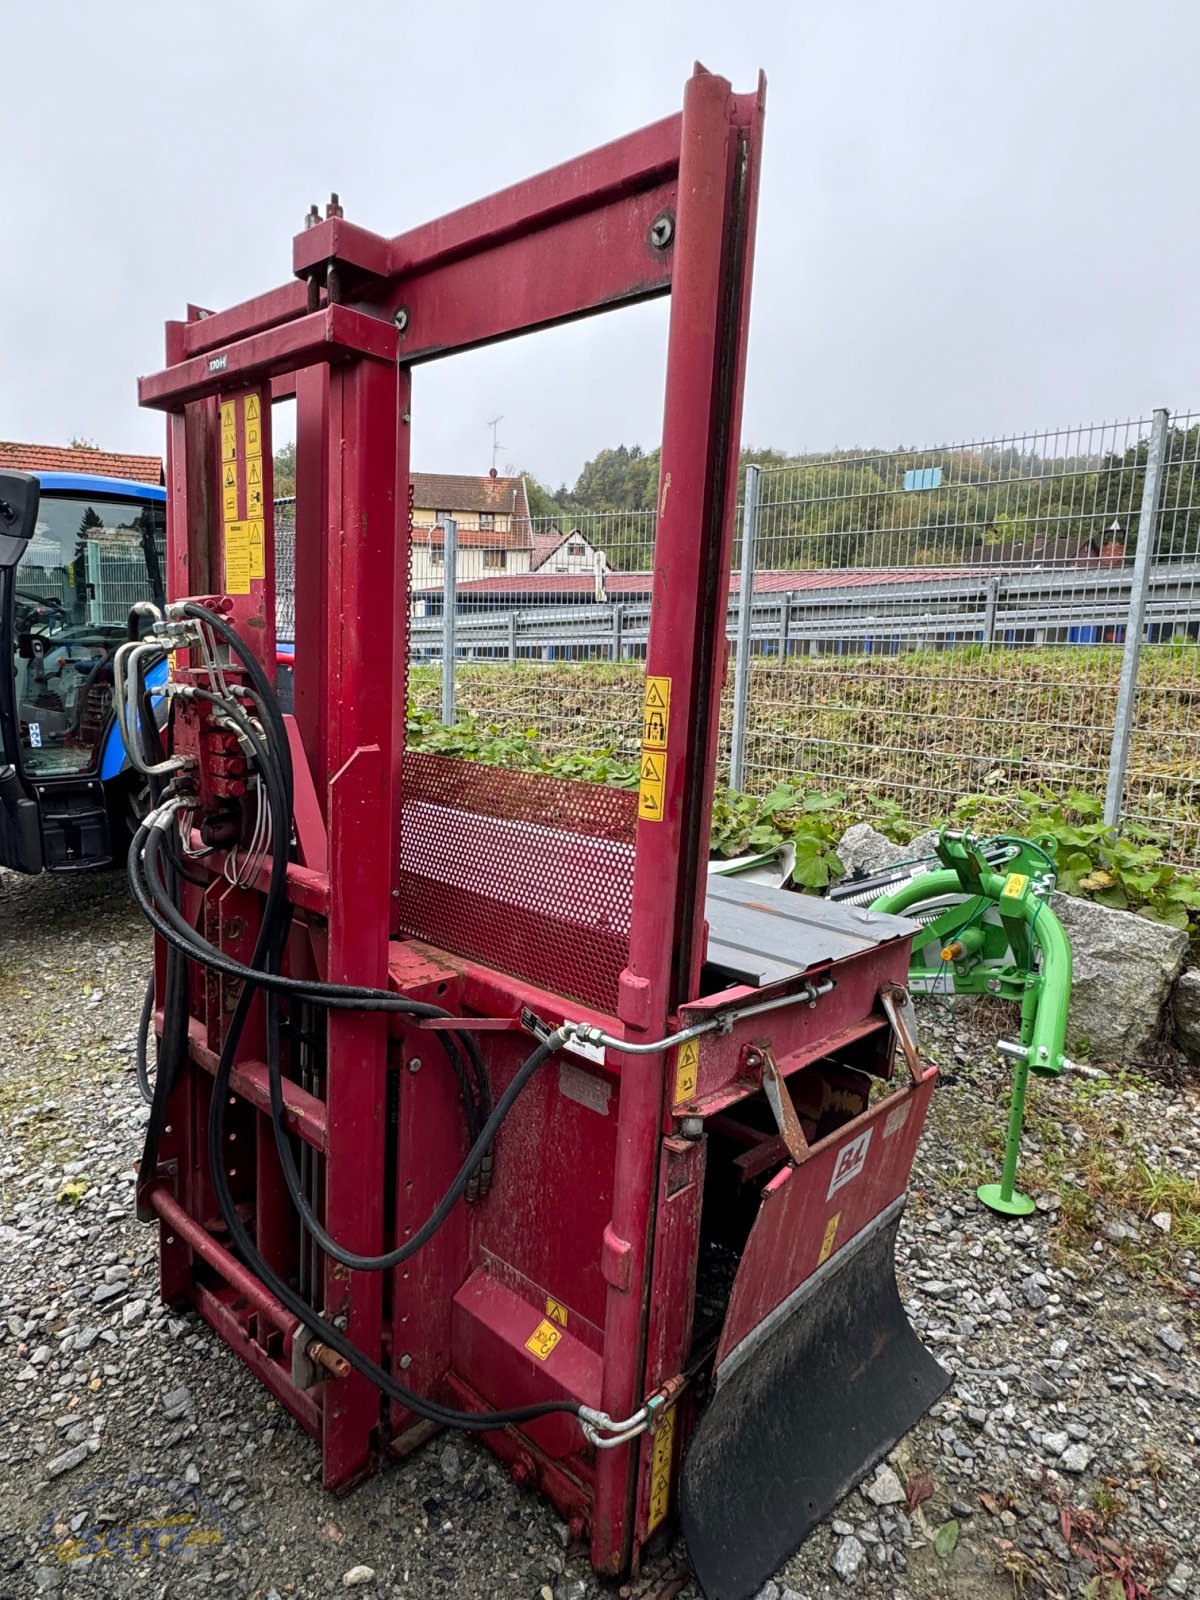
0,472 -> 40,569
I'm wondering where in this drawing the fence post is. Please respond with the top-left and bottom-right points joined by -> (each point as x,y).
441,516 -> 458,725
729,465 -> 760,792
612,603 -> 625,662
507,611 -> 517,664
983,576 -> 999,645
1103,407 -> 1169,827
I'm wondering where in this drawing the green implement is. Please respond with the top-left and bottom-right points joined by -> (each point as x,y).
866,831 -> 1074,1216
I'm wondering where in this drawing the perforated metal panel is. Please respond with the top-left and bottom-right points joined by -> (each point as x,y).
397,753 -> 637,1013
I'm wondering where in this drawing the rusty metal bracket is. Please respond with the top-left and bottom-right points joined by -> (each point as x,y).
756,1045 -> 810,1166
880,982 -> 924,1084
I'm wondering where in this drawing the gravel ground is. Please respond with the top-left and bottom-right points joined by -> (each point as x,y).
1,868 -> 1198,1600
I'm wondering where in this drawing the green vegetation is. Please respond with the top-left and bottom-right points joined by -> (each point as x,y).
519,425 -> 1200,569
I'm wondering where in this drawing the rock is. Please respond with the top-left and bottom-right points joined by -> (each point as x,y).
1021,1275 -> 1049,1310
1051,892 -> 1187,1065
121,1298 -> 146,1328
161,1386 -> 193,1421
439,1443 -> 461,1483
753,1583 -> 780,1600
865,1466 -> 907,1507
1171,969 -> 1200,1064
1059,1443 -> 1090,1473
1041,1430 -> 1070,1455
1158,1325 -> 1186,1354
1166,1561 -> 1194,1597
46,1442 -> 89,1479
835,825 -> 938,883
342,1566 -> 375,1588
833,1535 -> 867,1583
1151,1212 -> 1172,1234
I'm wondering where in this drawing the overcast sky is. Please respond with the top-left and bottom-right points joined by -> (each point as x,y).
3,0 -> 1198,487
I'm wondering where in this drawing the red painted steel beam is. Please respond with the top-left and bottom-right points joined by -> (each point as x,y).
591,68 -> 766,1576
140,306 -> 398,411
192,1284 -> 322,1438
171,112 -> 684,370
386,179 -> 675,361
187,1026 -> 328,1151
148,1184 -> 298,1341
180,281 -> 310,361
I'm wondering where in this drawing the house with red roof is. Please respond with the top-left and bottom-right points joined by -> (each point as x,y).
411,469 -> 532,589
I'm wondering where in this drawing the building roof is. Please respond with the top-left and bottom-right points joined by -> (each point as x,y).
411,471 -> 531,521
0,441 -> 164,486
530,525 -> 598,570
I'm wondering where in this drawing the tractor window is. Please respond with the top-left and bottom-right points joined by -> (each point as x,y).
11,492 -> 166,778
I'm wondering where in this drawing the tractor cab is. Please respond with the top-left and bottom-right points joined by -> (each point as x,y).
0,470 -> 166,874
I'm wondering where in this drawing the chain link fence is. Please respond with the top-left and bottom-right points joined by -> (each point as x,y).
270,409 -> 1200,865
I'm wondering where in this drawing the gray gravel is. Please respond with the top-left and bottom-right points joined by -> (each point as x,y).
2,868 -> 1199,1600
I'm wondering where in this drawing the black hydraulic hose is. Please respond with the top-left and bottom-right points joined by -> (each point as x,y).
138,817 -> 483,1142
135,972 -> 155,1106
132,611 -> 577,1428
167,641 -> 492,1129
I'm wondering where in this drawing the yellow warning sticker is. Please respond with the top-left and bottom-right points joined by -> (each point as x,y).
1003,872 -> 1029,899
642,675 -> 671,750
545,1297 -> 568,1328
524,1319 -> 562,1361
221,425 -> 237,463
219,400 -> 236,433
244,393 -> 260,423
244,420 -> 263,459
646,1406 -> 676,1534
248,519 -> 265,581
638,750 -> 665,823
674,1038 -> 699,1104
224,521 -> 251,596
817,1211 -> 841,1267
246,481 -> 264,517
247,457 -> 263,486
222,483 -> 239,521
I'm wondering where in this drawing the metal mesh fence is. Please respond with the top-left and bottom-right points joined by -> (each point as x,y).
739,420 -> 1155,802
270,414 -> 1200,866
1122,413 -> 1200,851
408,508 -> 655,765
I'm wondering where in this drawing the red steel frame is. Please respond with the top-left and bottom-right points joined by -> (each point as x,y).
132,67 -> 937,1581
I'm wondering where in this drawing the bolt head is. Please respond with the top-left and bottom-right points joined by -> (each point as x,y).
407,1057 -> 421,1073
393,307 -> 409,332
649,212 -> 675,250
398,1352 -> 413,1370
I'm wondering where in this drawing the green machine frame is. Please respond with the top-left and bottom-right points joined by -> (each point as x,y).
870,831 -> 1073,1216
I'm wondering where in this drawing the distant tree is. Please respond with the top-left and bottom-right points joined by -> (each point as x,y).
520,472 -> 566,523
566,444 -> 660,512
273,441 -> 296,498
69,435 -> 99,450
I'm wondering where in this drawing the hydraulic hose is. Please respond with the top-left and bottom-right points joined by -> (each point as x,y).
129,609 -> 587,1434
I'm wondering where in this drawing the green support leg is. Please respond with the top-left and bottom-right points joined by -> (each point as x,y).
977,1052 -> 1036,1216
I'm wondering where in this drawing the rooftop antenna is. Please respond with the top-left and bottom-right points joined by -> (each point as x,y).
486,416 -> 507,473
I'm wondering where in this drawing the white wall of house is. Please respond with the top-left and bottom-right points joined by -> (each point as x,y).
410,510 -> 532,590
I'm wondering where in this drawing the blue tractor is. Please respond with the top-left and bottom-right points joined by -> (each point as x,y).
0,469 -> 167,873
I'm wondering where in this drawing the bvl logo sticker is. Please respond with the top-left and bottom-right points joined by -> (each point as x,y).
827,1128 -> 873,1198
